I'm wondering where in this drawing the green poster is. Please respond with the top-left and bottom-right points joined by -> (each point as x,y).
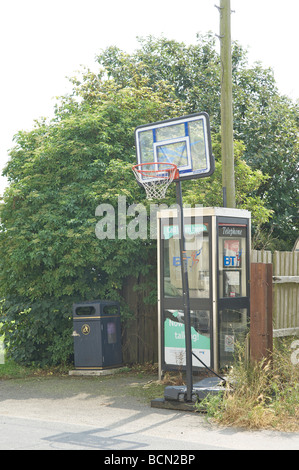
164,311 -> 211,367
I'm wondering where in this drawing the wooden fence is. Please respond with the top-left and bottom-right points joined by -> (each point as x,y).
251,250 -> 299,336
121,275 -> 158,364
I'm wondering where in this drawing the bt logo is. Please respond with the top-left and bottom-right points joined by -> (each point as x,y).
224,250 -> 242,267
173,249 -> 202,268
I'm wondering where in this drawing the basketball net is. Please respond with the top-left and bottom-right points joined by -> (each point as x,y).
132,162 -> 178,200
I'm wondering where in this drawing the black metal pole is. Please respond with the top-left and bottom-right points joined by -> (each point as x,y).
176,180 -> 193,401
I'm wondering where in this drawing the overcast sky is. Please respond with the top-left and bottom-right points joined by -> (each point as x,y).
0,0 -> 298,196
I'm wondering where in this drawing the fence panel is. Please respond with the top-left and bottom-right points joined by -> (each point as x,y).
251,250 -> 299,333
273,251 -> 299,330
121,275 -> 158,364
251,250 -> 272,263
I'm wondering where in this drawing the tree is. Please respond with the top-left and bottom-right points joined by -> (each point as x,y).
98,35 -> 299,248
0,79 -> 182,365
0,36 -> 277,365
234,92 -> 299,247
183,136 -> 271,229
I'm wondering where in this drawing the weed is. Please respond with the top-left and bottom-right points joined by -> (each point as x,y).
195,339 -> 299,431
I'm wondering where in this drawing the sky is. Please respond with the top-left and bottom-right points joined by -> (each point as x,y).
0,0 -> 298,196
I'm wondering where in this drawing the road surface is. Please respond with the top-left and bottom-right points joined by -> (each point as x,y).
0,373 -> 298,451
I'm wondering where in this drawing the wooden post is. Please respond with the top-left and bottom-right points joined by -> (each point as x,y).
220,0 -> 236,208
250,263 -> 273,363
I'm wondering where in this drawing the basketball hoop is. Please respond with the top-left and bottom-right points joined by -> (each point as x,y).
132,162 -> 179,200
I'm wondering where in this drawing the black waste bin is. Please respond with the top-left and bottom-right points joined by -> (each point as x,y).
73,300 -> 122,370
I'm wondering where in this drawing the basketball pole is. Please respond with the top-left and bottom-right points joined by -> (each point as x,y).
175,179 -> 193,402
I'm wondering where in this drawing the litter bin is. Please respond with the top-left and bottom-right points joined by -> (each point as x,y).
73,300 -> 122,370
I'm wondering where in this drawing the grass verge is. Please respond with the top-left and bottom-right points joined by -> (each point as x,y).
195,339 -> 299,432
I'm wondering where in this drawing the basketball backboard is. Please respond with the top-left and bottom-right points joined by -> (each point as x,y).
134,112 -> 214,182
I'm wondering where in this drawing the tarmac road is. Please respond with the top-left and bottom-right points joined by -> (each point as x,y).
0,373 -> 298,451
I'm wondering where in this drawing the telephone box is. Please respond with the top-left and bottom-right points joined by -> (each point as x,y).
157,207 -> 251,376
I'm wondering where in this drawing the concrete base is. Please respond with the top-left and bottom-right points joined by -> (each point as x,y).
69,367 -> 125,377
151,376 -> 228,412
151,398 -> 198,412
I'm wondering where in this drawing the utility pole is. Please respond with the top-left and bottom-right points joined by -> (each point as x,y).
219,0 -> 236,208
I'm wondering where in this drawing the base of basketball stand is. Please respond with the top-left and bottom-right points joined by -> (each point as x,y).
151,376 -> 228,412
